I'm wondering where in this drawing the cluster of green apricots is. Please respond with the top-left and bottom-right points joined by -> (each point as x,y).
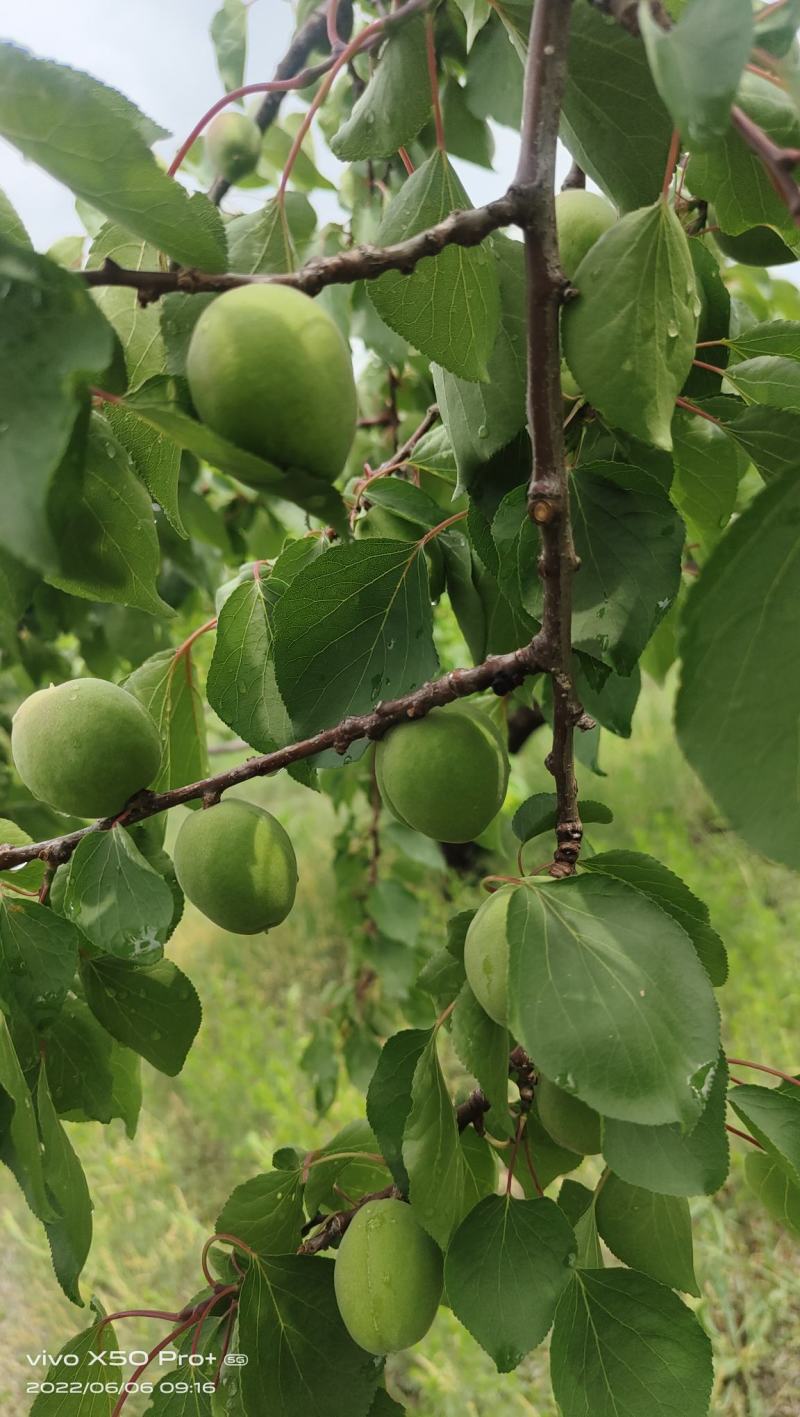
9,677 -> 509,935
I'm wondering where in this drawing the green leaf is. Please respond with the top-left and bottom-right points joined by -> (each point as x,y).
640,0 -> 752,148
686,73 -> 800,244
238,1254 -> 378,1417
118,376 -> 346,530
367,1028 -> 431,1191
581,850 -> 727,987
558,1179 -> 603,1269
602,1055 -> 729,1197
368,1393 -> 405,1417
432,234 -> 527,486
464,18 -> 523,130
596,1173 -> 698,1294
216,1167 -> 305,1254
453,0 -> 492,49
561,3 -> 673,212
0,819 -> 45,895
103,403 -> 185,536
718,403 -> 800,484
726,355 -> 800,412
576,661 -> 641,740
550,1269 -> 713,1417
331,17 -> 431,160
451,982 -> 513,1138
30,1317 -> 119,1415
369,153 -> 500,381
211,0 -> 247,92
563,203 -> 698,451
88,224 -> 165,388
729,1083 -> 800,1186
37,1061 -> 92,1304
441,78 -> 495,169
0,895 -> 80,1029
507,876 -> 721,1127
48,415 -> 172,616
0,238 -> 113,573
512,795 -> 613,844
63,826 -> 175,961
671,410 -> 741,541
0,44 -> 227,271
149,1309 -> 230,1414
0,1012 -> 55,1220
361,477 -> 444,530
126,646 -> 208,793
676,470 -> 800,869
460,1127 -> 498,1215
81,954 -> 201,1075
754,0 -> 800,56
227,192 -> 317,274
46,997 -> 140,1134
207,569 -> 296,758
273,540 -> 438,742
445,1195 -> 576,1371
0,186 -> 30,246
725,318 -> 800,361
417,946 -> 466,1014
745,1150 -> 800,1236
303,1120 -> 389,1217
402,1030 -> 465,1247
367,879 -> 423,945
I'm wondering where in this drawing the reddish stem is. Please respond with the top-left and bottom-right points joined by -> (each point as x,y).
90,386 -> 123,406
111,1314 -> 203,1417
696,339 -> 727,349
174,617 -> 218,659
96,1308 -> 184,1337
692,358 -> 726,375
426,14 -> 446,152
201,1232 -> 259,1289
278,10 -> 395,200
726,1123 -> 764,1150
523,1134 -> 545,1198
506,1118 -> 526,1196
661,128 -> 682,201
418,510 -> 467,548
675,396 -> 722,425
746,62 -> 785,87
211,1302 -> 239,1387
727,1058 -> 800,1089
397,146 -> 416,175
168,77 -> 319,179
755,0 -> 793,22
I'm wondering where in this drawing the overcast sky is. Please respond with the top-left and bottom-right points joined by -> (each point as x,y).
0,0 -> 531,250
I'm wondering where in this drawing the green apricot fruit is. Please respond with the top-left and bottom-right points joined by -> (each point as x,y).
463,884 -> 515,1025
354,505 -> 445,599
11,678 -> 161,819
375,705 -> 509,844
709,209 -> 796,267
334,1199 -> 443,1354
555,189 -> 618,281
536,1075 -> 602,1155
186,285 -> 357,480
206,111 -> 262,183
173,798 -> 298,934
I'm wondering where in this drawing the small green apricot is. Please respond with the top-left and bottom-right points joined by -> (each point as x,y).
11,678 -> 161,819
537,1074 -> 603,1155
555,189 -> 618,281
186,284 -> 357,482
334,1199 -> 443,1354
206,111 -> 262,183
354,504 -> 445,599
463,884 -> 515,1026
173,798 -> 298,934
375,705 -> 509,844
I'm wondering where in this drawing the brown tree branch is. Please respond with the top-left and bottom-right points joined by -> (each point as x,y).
298,1184 -> 399,1255
82,191 -> 522,304
0,639 -> 546,873
517,0 -> 583,876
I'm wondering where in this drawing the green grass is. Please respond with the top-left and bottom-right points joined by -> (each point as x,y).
2,679 -> 799,1414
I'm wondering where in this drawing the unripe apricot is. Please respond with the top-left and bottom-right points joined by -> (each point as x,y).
206,111 -> 262,183
173,798 -> 297,934
334,1199 -> 443,1354
354,505 -> 445,599
463,884 -> 515,1025
186,285 -> 357,481
11,678 -> 161,819
537,1075 -> 602,1155
555,189 -> 618,281
375,705 -> 509,844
